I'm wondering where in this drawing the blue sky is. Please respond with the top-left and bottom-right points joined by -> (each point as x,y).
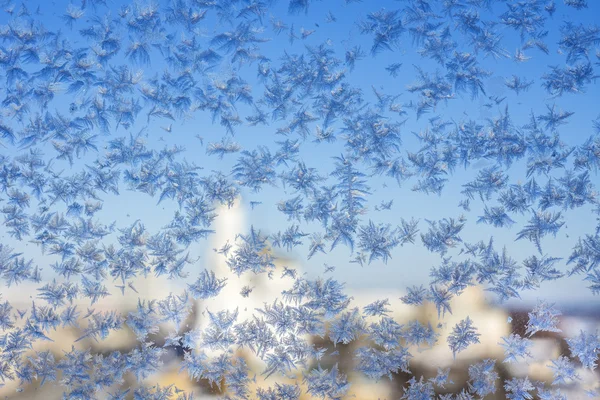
0,0 -> 599,309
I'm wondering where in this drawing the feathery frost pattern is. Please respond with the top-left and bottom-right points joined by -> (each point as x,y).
0,0 -> 599,399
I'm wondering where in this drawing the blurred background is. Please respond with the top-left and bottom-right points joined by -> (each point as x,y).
2,199 -> 599,400
0,0 -> 599,398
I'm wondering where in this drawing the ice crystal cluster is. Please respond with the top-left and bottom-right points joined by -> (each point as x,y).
0,0 -> 599,399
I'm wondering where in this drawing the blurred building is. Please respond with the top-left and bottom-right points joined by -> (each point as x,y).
4,198 -> 600,399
